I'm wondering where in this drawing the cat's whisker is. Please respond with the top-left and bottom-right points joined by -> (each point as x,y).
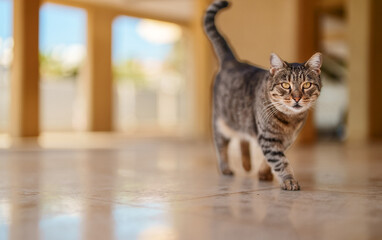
261,102 -> 282,124
260,106 -> 276,120
260,105 -> 278,122
265,107 -> 279,123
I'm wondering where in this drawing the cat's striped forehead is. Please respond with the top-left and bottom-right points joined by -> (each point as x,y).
286,63 -> 305,70
284,63 -> 307,75
277,63 -> 314,82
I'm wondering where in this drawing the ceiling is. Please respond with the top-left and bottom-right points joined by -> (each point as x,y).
67,0 -> 195,23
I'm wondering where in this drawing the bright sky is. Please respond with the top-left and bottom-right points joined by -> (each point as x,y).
113,16 -> 175,62
0,0 -> 12,39
39,3 -> 87,51
0,0 -> 176,62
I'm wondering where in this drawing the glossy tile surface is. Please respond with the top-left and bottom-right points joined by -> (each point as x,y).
0,136 -> 381,240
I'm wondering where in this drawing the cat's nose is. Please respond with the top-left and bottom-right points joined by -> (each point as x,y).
292,96 -> 301,103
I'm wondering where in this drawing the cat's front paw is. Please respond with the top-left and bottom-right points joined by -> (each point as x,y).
281,179 -> 300,191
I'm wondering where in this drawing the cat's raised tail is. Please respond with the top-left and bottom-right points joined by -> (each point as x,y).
204,1 -> 236,66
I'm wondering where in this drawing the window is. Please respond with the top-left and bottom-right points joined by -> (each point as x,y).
39,3 -> 86,131
113,16 -> 189,135
0,0 -> 13,132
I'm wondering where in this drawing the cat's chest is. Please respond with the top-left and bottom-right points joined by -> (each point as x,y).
258,117 -> 305,148
282,121 -> 305,147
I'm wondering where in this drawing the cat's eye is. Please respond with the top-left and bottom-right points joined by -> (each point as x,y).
303,82 -> 312,89
281,82 -> 290,89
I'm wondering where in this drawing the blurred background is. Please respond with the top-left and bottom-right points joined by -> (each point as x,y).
0,0 -> 381,144
0,1 -> 381,239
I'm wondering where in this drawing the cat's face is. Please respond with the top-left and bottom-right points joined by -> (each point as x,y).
267,53 -> 322,115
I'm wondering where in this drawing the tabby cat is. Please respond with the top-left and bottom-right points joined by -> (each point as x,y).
204,1 -> 322,190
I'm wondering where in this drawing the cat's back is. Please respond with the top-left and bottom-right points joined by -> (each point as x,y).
213,60 -> 268,97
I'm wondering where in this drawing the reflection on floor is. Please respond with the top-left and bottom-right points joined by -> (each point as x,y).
0,135 -> 381,240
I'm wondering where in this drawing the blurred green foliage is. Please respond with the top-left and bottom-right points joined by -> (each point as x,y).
39,52 -> 79,79
113,59 -> 147,87
39,38 -> 185,85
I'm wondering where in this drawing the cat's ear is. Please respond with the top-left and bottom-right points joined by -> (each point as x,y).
270,53 -> 286,75
305,52 -> 322,74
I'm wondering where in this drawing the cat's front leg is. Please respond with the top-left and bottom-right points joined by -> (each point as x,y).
258,135 -> 300,191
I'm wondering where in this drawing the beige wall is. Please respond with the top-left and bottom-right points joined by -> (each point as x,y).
217,0 -> 300,68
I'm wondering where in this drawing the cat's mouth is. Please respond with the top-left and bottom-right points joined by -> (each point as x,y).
292,104 -> 302,109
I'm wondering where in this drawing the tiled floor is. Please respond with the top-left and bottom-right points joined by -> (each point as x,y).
0,135 -> 381,240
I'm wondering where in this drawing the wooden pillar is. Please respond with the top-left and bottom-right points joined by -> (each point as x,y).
347,0 -> 370,142
347,0 -> 382,142
85,7 -> 114,131
295,0 -> 319,144
347,0 -> 382,141
10,0 -> 40,137
191,0 -> 215,139
368,0 -> 382,140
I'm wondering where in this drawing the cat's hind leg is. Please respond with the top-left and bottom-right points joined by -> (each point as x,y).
213,132 -> 233,176
258,158 -> 273,181
240,140 -> 252,172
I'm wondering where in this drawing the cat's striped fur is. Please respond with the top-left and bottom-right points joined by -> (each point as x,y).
204,1 -> 322,190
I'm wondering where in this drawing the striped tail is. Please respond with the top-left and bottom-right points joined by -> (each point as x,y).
204,1 -> 236,65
